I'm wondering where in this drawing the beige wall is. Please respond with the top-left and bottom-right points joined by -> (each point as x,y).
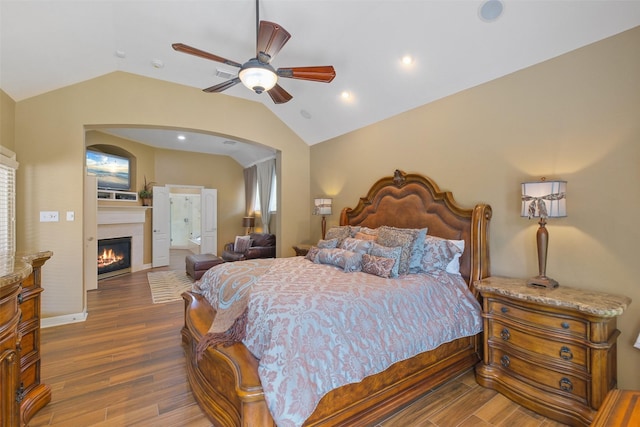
13,71 -> 310,318
1,89 -> 15,150
311,26 -> 640,389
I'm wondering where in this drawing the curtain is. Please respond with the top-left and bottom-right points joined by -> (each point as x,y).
243,165 -> 257,217
256,159 -> 275,233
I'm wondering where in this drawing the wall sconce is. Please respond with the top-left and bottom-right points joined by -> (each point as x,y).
313,198 -> 332,240
242,216 -> 255,235
521,179 -> 567,288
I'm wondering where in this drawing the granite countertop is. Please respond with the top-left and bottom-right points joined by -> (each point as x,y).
0,251 -> 53,289
475,276 -> 632,318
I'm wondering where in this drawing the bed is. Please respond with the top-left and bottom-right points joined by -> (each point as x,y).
181,169 -> 492,426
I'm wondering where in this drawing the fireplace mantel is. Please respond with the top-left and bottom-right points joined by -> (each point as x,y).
97,206 -> 149,225
97,206 -> 149,273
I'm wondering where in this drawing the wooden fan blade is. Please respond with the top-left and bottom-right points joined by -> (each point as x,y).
203,77 -> 241,93
276,66 -> 336,83
257,21 -> 291,63
172,43 -> 242,68
267,84 -> 293,104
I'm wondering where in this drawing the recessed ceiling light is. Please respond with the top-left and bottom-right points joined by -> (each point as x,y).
151,59 -> 164,69
401,55 -> 414,65
300,109 -> 312,119
177,135 -> 186,141
115,50 -> 126,58
341,91 -> 351,99
479,0 -> 504,22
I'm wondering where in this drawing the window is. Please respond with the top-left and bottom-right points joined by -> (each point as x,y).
0,147 -> 18,256
253,169 -> 277,213
253,173 -> 277,213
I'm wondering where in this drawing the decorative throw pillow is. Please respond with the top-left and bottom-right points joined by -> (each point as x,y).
354,231 -> 376,241
340,237 -> 373,255
418,236 -> 465,274
314,248 -> 363,272
324,226 -> 352,245
234,235 -> 251,253
369,242 -> 402,278
305,246 -> 320,262
376,226 -> 422,275
317,238 -> 339,249
361,253 -> 395,278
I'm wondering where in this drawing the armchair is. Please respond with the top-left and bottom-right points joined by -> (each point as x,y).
221,232 -> 276,262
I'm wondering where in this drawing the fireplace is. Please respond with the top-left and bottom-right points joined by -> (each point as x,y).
98,237 -> 132,279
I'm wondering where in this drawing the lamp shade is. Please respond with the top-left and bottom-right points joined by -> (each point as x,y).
521,180 -> 567,219
313,198 -> 332,216
239,59 -> 278,94
242,216 -> 255,228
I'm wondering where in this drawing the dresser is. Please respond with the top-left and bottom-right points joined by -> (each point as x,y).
17,252 -> 52,425
474,276 -> 631,427
0,251 -> 52,427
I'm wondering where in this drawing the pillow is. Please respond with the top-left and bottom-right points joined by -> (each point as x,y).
314,248 -> 363,272
317,238 -> 339,249
324,226 -> 352,245
233,235 -> 251,253
305,246 -> 320,262
418,236 -> 465,275
361,253 -> 395,278
354,231 -> 376,241
370,242 -> 402,278
340,237 -> 373,255
376,226 -> 423,275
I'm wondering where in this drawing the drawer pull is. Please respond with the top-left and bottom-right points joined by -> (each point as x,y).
500,328 -> 510,341
559,346 -> 574,361
500,355 -> 510,368
559,377 -> 573,393
501,306 -> 508,314
561,321 -> 570,329
18,293 -> 23,304
16,382 -> 25,404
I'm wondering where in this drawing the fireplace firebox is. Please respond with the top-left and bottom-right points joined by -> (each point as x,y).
98,237 -> 132,279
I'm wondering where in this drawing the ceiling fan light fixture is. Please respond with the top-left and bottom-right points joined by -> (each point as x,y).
239,58 -> 277,94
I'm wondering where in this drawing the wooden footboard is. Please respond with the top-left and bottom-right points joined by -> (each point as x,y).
183,291 -> 481,427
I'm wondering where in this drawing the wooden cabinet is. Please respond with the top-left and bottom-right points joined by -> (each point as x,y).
0,252 -> 51,427
18,252 -> 52,425
0,259 -> 32,427
474,276 -> 631,427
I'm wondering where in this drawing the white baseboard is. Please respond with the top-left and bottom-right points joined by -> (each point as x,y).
41,310 -> 88,328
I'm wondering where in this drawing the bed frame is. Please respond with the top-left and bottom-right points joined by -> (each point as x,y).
182,169 -> 492,426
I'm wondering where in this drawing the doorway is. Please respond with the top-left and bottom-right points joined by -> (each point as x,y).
170,192 -> 201,252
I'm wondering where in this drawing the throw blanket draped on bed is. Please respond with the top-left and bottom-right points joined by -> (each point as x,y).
194,257 -> 483,427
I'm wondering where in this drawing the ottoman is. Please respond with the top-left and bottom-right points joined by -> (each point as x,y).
185,253 -> 224,280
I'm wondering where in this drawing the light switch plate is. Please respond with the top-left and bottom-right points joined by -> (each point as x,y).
40,211 -> 59,222
66,211 -> 75,221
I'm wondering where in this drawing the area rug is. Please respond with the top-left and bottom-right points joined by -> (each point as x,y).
147,270 -> 194,304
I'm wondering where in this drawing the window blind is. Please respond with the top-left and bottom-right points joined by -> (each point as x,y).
0,148 -> 18,256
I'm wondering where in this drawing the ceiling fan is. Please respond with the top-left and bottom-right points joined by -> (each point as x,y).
172,0 -> 336,104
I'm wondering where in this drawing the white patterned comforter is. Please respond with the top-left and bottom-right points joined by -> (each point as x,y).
196,256 -> 482,427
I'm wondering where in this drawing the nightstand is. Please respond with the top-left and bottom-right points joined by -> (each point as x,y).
292,244 -> 311,256
474,276 -> 631,427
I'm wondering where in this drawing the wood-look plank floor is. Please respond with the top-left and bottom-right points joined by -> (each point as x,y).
29,250 -> 567,427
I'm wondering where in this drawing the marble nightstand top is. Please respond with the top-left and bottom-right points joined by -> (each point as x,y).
474,276 -> 632,318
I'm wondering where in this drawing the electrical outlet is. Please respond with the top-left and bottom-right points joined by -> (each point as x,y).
39,211 -> 59,222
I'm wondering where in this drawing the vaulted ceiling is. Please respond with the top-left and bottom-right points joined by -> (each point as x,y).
2,1 -> 639,166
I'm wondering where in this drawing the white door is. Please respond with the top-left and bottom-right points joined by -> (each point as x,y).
83,174 -> 98,292
200,188 -> 218,255
152,186 -> 170,267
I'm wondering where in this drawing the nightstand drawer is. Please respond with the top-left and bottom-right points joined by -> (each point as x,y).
487,299 -> 587,339
488,321 -> 587,368
489,347 -> 588,403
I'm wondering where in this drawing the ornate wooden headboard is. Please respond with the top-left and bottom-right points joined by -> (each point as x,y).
340,169 -> 492,287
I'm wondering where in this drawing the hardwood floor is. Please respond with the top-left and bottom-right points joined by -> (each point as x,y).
29,250 -> 567,427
